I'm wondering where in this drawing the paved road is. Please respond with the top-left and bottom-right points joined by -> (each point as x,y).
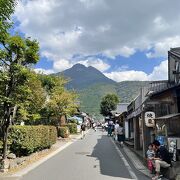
20,129 -> 150,180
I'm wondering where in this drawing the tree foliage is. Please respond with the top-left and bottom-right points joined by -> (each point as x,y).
40,75 -> 78,125
0,0 -> 79,160
0,32 -> 40,159
0,0 -> 17,39
16,72 -> 46,122
100,94 -> 119,117
0,0 -> 17,21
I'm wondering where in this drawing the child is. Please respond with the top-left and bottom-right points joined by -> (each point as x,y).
146,143 -> 155,173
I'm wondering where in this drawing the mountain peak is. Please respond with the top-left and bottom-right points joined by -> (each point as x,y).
58,63 -> 115,89
72,63 -> 86,69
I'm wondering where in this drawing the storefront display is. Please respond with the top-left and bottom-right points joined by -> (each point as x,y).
168,138 -> 177,161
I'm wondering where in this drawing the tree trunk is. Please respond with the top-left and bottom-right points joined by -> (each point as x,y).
59,115 -> 66,126
2,125 -> 9,159
2,104 -> 11,160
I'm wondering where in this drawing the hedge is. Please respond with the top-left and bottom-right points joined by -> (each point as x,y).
0,125 -> 57,156
57,127 -> 69,138
66,123 -> 77,134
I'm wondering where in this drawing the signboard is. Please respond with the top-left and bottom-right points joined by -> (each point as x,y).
145,111 -> 155,127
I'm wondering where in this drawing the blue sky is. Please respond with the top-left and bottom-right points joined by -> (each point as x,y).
35,51 -> 164,74
13,0 -> 180,82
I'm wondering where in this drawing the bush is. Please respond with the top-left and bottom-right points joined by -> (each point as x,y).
66,123 -> 77,134
57,127 -> 69,138
68,119 -> 80,125
8,125 -> 57,156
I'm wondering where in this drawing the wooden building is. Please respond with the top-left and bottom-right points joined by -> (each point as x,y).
125,47 -> 180,159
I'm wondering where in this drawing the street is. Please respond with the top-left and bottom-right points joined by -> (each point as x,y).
21,129 -> 150,180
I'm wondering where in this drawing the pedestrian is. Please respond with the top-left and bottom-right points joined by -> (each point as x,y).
105,122 -> 108,131
146,143 -> 155,173
114,121 -> 119,141
107,124 -> 112,136
81,123 -> 86,139
117,123 -> 124,146
93,122 -> 97,131
101,123 -> 105,131
151,140 -> 171,180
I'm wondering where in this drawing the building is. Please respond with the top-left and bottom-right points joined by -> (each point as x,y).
125,47 -> 180,161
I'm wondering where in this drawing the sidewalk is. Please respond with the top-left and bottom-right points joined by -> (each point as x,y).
0,130 -> 89,180
118,143 -> 171,180
121,144 -> 151,178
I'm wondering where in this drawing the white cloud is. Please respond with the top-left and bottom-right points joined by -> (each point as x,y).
153,16 -> 169,32
104,46 -> 135,59
148,60 -> 168,80
104,60 -> 168,82
51,57 -> 110,72
146,37 -> 180,58
53,59 -> 73,72
15,0 -> 180,64
14,0 -> 180,77
77,59 -> 110,72
104,71 -> 148,82
34,68 -> 55,74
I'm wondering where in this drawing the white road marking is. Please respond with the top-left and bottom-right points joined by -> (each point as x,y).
110,138 -> 138,180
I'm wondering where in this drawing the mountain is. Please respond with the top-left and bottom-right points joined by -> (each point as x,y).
116,81 -> 150,103
56,64 -> 149,119
78,81 -> 149,119
58,64 -> 115,89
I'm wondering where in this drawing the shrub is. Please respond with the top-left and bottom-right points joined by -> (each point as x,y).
57,127 -> 69,138
66,123 -> 77,134
68,119 -> 80,125
8,125 -> 57,156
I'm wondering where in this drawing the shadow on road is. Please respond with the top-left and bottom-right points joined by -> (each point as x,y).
87,134 -> 131,179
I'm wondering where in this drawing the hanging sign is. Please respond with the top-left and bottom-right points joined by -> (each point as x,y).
145,112 -> 155,127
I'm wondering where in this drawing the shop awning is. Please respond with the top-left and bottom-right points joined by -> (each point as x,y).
155,113 -> 180,120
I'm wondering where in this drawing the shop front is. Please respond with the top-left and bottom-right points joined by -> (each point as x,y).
155,113 -> 180,161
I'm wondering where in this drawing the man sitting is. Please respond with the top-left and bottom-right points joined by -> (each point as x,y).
152,140 -> 171,180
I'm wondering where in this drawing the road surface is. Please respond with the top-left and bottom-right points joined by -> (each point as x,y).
21,129 -> 150,180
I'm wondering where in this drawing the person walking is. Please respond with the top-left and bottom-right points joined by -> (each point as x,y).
117,123 -> 124,147
81,123 -> 86,139
93,122 -> 97,131
114,121 -> 119,141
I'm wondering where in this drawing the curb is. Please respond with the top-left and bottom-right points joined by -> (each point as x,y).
112,140 -> 152,179
110,138 -> 138,179
122,145 -> 152,178
1,130 -> 90,179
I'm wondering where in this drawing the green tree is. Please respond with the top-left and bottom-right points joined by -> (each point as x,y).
39,75 -> 78,125
39,74 -> 67,93
16,72 -> 46,123
0,0 -> 17,21
0,0 -> 17,43
100,94 -> 119,117
47,88 -> 78,124
0,33 -> 39,160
